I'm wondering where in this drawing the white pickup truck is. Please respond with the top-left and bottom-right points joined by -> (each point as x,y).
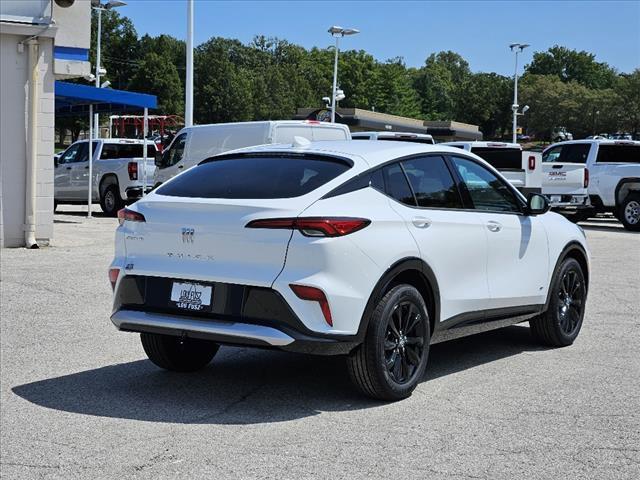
541,140 -> 640,230
54,138 -> 157,216
442,141 -> 542,196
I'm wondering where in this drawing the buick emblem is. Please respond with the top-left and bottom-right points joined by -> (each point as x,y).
181,227 -> 195,243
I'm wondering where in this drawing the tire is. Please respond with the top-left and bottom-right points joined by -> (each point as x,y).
347,284 -> 430,401
618,192 -> 640,231
140,333 -> 219,372
100,184 -> 124,217
530,258 -> 587,347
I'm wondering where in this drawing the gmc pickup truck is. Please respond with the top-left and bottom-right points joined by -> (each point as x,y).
54,139 -> 157,216
541,140 -> 640,230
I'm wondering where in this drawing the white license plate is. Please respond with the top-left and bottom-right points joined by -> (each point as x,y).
170,281 -> 212,312
550,195 -> 562,203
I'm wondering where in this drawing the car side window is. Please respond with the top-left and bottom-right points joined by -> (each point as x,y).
382,163 -> 415,206
542,146 -> 562,163
58,143 -> 82,164
163,133 -> 187,167
400,156 -> 463,209
451,156 -> 521,213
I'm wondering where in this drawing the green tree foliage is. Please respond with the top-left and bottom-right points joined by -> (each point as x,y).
526,45 -> 618,89
129,53 -> 184,115
90,9 -> 139,89
62,12 -> 639,141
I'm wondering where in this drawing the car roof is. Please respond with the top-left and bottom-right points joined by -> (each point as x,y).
443,141 -> 521,149
222,140 -> 472,169
181,120 -> 349,132
352,131 -> 433,138
544,139 -> 640,150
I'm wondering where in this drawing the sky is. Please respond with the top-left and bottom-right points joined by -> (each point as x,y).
121,0 -> 640,75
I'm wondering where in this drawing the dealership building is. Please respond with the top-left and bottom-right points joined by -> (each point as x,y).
0,0 -> 90,248
295,108 -> 483,142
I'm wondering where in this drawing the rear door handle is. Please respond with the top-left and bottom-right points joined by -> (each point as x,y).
487,221 -> 502,232
412,217 -> 431,228
178,165 -> 184,169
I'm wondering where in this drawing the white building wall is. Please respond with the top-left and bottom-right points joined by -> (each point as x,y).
0,34 -> 54,247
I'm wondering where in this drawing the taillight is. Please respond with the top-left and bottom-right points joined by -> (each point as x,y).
128,161 -> 138,180
528,155 -> 536,170
584,168 -> 589,188
290,284 -> 333,326
246,217 -> 370,237
117,208 -> 146,225
108,268 -> 120,290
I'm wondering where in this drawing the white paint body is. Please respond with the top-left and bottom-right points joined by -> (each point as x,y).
54,139 -> 157,203
112,141 -> 588,337
153,121 -> 351,186
542,140 -> 640,208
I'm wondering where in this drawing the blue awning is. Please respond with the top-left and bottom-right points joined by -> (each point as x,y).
55,81 -> 157,116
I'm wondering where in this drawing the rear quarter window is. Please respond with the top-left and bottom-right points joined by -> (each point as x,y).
156,154 -> 351,199
596,145 -> 640,163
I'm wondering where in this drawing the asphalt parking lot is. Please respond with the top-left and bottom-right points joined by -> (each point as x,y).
1,205 -> 639,479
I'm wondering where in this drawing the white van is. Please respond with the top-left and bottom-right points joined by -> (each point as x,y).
153,120 -> 351,186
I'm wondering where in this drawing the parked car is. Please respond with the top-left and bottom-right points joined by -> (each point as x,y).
109,141 -> 590,401
541,139 -> 640,229
442,141 -> 542,195
153,120 -> 351,187
54,138 -> 157,216
551,127 -> 573,142
352,131 -> 435,144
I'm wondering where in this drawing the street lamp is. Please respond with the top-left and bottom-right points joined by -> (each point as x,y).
328,25 -> 359,123
509,42 -> 529,143
92,0 -> 127,138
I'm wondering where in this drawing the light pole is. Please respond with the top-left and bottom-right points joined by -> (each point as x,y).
92,0 -> 127,138
185,0 -> 194,127
328,26 -> 359,123
509,43 -> 529,143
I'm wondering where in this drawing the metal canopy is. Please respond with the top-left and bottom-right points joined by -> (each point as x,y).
55,81 -> 157,115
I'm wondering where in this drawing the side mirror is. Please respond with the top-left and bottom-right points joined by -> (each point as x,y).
527,193 -> 550,215
154,150 -> 164,167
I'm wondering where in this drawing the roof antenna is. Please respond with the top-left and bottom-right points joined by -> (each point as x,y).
292,136 -> 311,148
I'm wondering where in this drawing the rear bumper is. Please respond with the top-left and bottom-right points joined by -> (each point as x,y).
125,186 -> 154,201
110,275 -> 359,355
548,194 -> 590,209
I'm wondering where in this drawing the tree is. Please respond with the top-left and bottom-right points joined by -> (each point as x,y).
456,73 -> 512,138
90,9 -> 139,90
526,45 -> 618,90
129,53 -> 184,115
617,70 -> 640,134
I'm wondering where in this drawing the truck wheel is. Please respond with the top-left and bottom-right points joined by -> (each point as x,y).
100,184 -> 124,217
619,193 -> 640,231
347,285 -> 430,401
141,333 -> 219,372
530,258 -> 587,347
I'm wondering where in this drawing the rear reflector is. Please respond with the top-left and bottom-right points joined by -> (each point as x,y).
584,168 -> 589,188
117,208 -> 146,225
128,162 -> 138,180
246,217 -> 370,237
108,268 -> 120,290
528,155 -> 536,170
290,284 -> 333,326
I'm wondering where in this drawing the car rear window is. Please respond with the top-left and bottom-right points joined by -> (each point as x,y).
470,147 -> 522,170
100,143 -> 155,160
156,154 -> 351,199
596,145 -> 640,163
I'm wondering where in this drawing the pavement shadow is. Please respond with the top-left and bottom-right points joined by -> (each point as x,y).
55,210 -> 111,218
12,325 -> 542,425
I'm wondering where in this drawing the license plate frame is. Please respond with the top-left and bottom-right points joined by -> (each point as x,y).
169,281 -> 213,312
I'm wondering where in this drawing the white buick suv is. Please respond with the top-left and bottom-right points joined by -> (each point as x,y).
109,140 -> 590,401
